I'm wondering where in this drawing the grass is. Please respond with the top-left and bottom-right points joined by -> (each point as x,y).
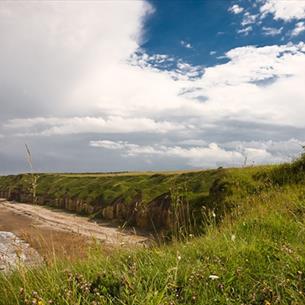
0,169 -> 222,207
1,156 -> 305,304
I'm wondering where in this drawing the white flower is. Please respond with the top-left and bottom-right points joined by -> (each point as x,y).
209,275 -> 219,280
231,234 -> 236,242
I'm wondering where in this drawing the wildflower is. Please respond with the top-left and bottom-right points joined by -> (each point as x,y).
177,255 -> 181,261
212,211 -> 216,218
231,234 -> 236,242
209,275 -> 219,280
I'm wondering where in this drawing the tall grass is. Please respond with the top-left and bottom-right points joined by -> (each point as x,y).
1,156 -> 305,304
25,144 -> 38,204
169,184 -> 194,241
169,184 -> 218,242
2,183 -> 305,305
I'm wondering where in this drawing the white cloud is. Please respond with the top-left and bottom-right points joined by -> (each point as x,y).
175,61 -> 203,79
128,50 -> 203,81
229,4 -> 244,14
291,21 -> 305,36
262,26 -> 283,36
4,116 -> 185,136
90,139 -> 304,167
186,42 -> 305,127
1,1 -> 305,170
241,12 -> 257,26
90,140 -> 245,167
128,51 -> 175,68
225,139 -> 305,163
181,40 -> 192,49
3,41 -> 305,139
238,26 -> 253,35
90,140 -> 127,150
0,0 -> 205,137
0,1 -> 159,119
260,0 -> 305,21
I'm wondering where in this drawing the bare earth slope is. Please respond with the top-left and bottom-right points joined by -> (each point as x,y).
0,199 -> 148,247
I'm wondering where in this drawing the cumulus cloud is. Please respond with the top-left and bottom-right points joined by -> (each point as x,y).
262,26 -> 283,36
183,42 -> 305,128
0,1 -> 155,119
291,21 -> 305,37
128,51 -> 175,70
2,41 -> 305,168
5,39 -> 305,135
241,12 -> 258,26
1,1 -> 305,172
224,139 -> 305,162
4,116 -> 185,136
229,4 -> 244,14
180,40 -> 192,49
128,50 -> 203,81
90,140 -> 245,167
260,0 -> 305,21
90,139 -> 305,168
0,1 -> 194,130
238,26 -> 253,36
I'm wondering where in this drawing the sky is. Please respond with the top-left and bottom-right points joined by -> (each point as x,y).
1,0 -> 305,174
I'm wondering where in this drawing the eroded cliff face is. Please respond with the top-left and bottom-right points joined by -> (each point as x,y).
0,169 -> 231,233
0,190 -> 174,231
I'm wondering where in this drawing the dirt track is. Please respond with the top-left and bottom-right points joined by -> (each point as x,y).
0,199 -> 148,260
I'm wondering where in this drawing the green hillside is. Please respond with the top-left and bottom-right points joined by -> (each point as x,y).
1,155 -> 305,304
0,164 -> 275,233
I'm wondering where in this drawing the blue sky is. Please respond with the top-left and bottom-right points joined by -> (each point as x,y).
143,0 -> 305,68
0,0 -> 305,173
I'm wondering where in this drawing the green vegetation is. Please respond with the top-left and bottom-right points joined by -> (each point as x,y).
0,165 -> 274,233
0,169 -> 224,208
1,155 -> 305,304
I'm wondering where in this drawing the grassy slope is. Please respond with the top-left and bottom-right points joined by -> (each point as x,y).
1,157 -> 305,304
0,169 -> 225,206
0,166 -> 273,222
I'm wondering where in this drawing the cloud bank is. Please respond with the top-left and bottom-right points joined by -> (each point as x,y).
90,139 -> 305,168
1,0 -> 305,173
260,0 -> 305,21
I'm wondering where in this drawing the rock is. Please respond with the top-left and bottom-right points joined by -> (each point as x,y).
0,231 -> 43,273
